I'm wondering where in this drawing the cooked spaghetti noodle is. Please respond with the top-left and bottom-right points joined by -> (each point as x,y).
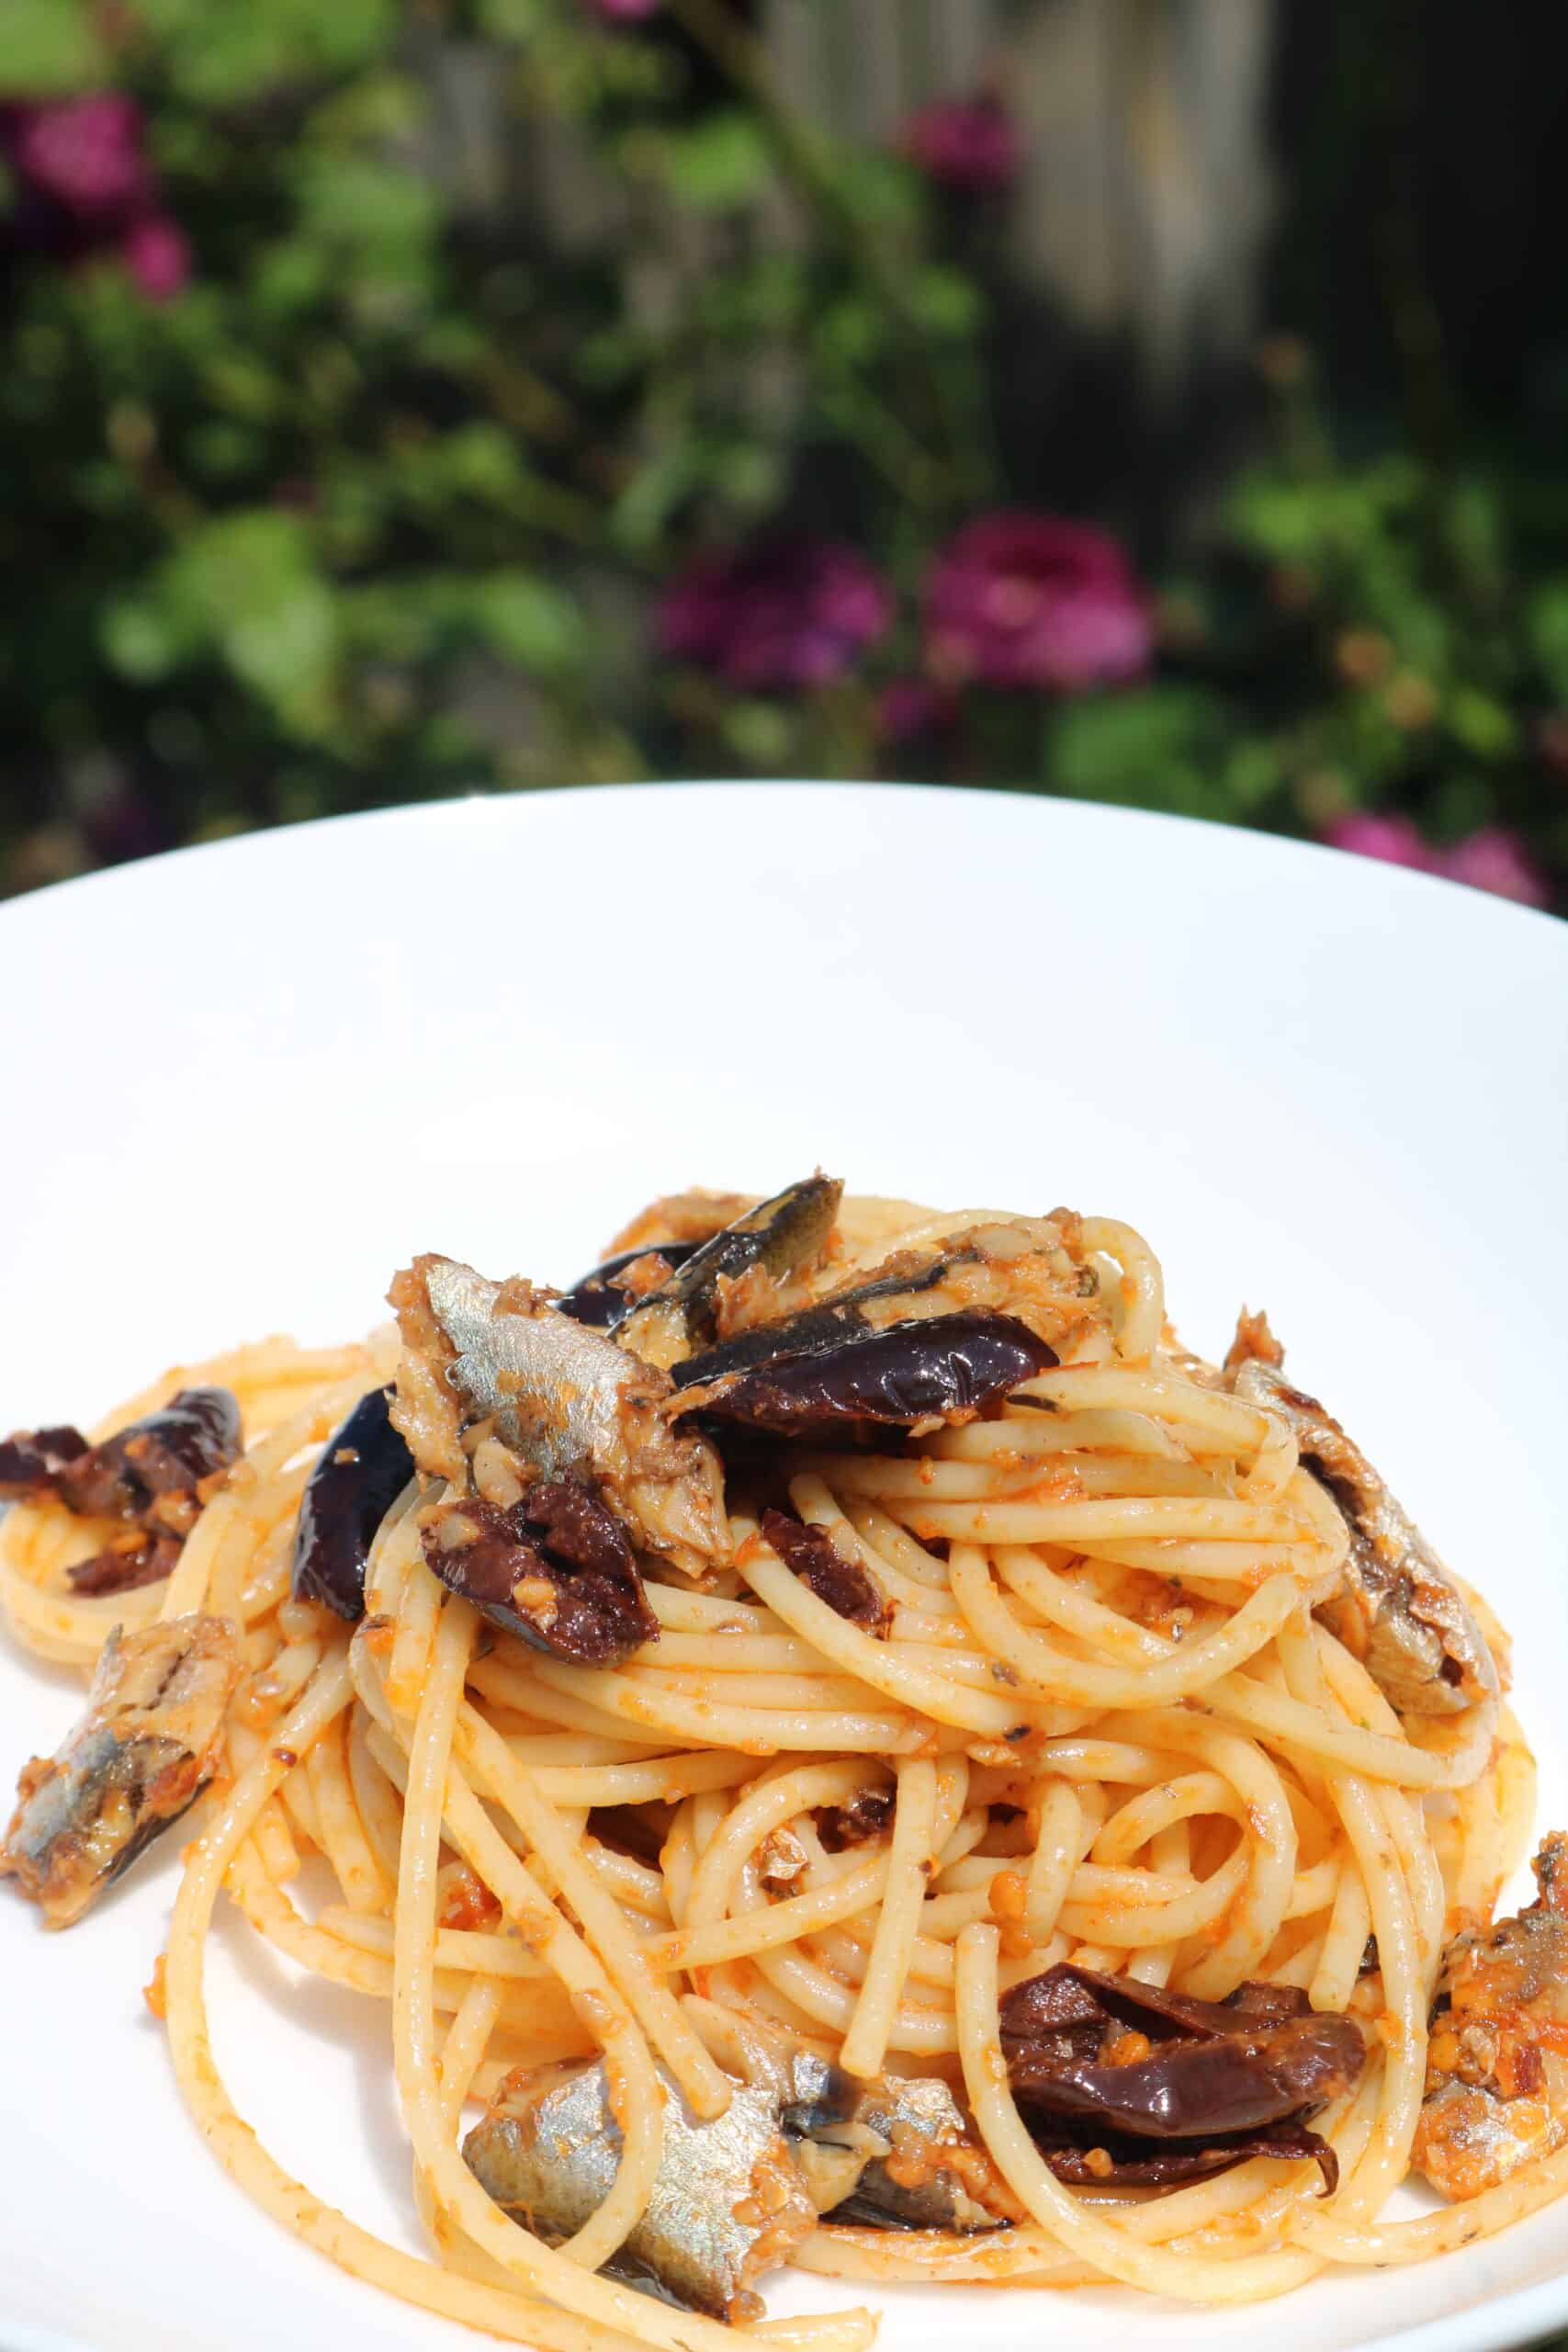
1,1188 -> 1559,2348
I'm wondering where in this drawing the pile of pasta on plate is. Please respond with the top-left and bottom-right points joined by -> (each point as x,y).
4,1174 -> 1564,2345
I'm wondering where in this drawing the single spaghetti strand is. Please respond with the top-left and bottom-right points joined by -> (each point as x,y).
839,1757 -> 939,2080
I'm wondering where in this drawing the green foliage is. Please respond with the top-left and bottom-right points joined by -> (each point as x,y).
0,0 -> 1561,906
1048,688 -> 1277,826
0,0 -> 105,96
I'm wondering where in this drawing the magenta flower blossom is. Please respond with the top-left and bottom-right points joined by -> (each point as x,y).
1321,814 -> 1552,909
900,93 -> 1020,196
583,0 -> 661,17
13,96 -> 150,217
657,540 -> 893,693
1,94 -> 189,304
121,211 -> 190,302
1441,827 -> 1551,909
1320,813 -> 1438,873
924,514 -> 1152,692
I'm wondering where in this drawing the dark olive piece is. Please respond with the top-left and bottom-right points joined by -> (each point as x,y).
0,1423 -> 89,1499
761,1508 -> 892,1634
421,1477 -> 657,1665
56,1387 -> 243,1521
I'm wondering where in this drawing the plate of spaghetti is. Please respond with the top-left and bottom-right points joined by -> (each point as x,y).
1,784 -> 1566,2352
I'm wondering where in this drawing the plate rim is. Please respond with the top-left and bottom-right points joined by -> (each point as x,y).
2,777 -> 1562,948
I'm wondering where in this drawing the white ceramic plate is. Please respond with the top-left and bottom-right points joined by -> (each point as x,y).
2,783 -> 1565,2352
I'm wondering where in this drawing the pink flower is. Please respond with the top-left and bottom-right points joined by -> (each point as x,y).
876,678 -> 957,742
924,514 -> 1152,692
657,540 -> 893,692
583,0 -> 660,17
1320,813 -> 1438,873
1,95 -> 192,301
1440,827 -> 1551,909
120,210 -> 190,301
1321,815 -> 1553,909
900,93 -> 1020,196
14,95 -> 150,217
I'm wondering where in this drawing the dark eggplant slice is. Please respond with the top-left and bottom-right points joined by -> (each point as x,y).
663,1255 -> 961,1390
422,1477 -> 657,1665
290,1385 -> 416,1622
998,1963 -> 1365,2190
556,1240 -> 701,1330
677,1310 -> 1057,1438
760,1509 -> 892,1635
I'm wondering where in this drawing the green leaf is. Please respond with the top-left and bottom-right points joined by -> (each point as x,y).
722,699 -> 793,767
832,147 -> 922,232
441,423 -> 527,503
1445,686 -> 1517,761
136,0 -> 394,101
1047,687 -> 1257,823
0,0 -> 104,94
657,112 -> 773,210
477,0 -> 552,34
226,575 -> 338,709
910,267 -> 982,337
470,573 -> 581,672
101,600 -> 183,684
612,447 -> 703,552
297,153 -> 441,257
185,420 -> 265,480
293,151 -> 442,324
817,296 -> 884,368
1427,772 -> 1495,843
250,240 -> 332,321
1529,582 -> 1568,701
117,512 -> 342,737
712,444 -> 782,510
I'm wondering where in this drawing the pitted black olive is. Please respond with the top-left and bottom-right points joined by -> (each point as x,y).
0,1423 -> 90,1499
420,1477 -> 656,1664
41,1383 -> 242,1533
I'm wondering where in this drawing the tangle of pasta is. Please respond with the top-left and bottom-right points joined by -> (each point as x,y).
0,1189 -> 1558,2351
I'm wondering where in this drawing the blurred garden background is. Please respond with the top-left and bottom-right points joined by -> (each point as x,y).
2,0 -> 1566,908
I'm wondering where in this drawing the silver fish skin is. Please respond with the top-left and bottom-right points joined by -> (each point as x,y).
1415,1832 -> 1568,2199
421,1256 -> 730,1577
0,1611 -> 242,1928
464,2052 -> 819,2318
1231,1355 -> 1496,1717
615,1173 -> 843,1372
465,2032 -> 1010,2313
424,1258 -> 637,1476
